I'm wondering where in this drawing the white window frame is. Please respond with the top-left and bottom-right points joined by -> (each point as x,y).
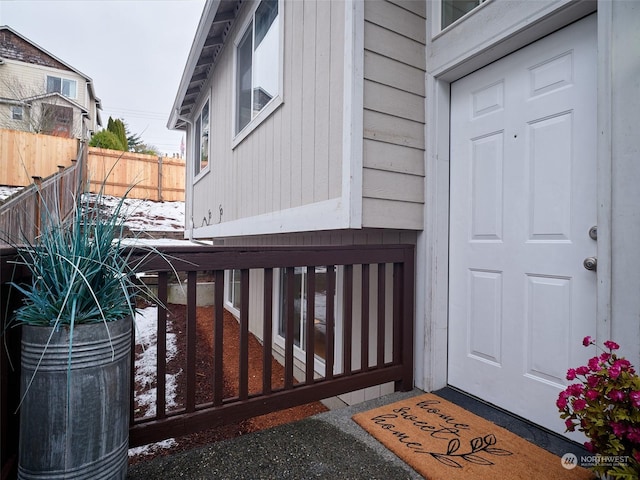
11,106 -> 23,121
45,75 -> 77,99
432,0 -> 492,38
272,267 -> 344,378
231,0 -> 284,148
224,269 -> 241,316
193,97 -> 210,183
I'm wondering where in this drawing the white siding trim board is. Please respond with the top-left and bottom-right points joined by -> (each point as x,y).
195,197 -> 348,238
342,0 -> 365,230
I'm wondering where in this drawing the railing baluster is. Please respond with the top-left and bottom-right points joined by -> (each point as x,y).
239,269 -> 249,400
376,263 -> 386,368
186,271 -> 197,411
361,264 -> 370,372
263,268 -> 273,395
392,264 -> 402,368
305,266 -> 315,385
285,267 -> 295,389
325,265 -> 335,380
213,270 -> 225,406
343,264 -> 353,376
157,271 -> 168,418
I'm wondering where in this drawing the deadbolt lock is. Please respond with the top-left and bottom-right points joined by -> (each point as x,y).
589,226 -> 598,241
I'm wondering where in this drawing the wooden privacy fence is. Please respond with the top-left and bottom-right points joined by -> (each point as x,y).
87,147 -> 185,202
0,144 -> 84,245
0,129 -> 79,186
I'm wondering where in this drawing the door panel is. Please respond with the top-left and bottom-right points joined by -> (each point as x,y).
448,15 -> 597,436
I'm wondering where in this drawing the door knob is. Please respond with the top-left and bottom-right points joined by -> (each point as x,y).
583,257 -> 597,271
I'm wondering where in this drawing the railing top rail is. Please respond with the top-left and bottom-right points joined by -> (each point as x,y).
2,244 -> 415,278
126,243 -> 415,271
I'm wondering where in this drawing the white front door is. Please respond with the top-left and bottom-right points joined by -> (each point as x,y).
448,15 -> 597,436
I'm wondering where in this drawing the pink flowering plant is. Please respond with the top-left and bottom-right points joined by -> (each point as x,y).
558,337 -> 640,478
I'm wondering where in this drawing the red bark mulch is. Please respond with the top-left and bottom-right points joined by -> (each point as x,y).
129,304 -> 327,465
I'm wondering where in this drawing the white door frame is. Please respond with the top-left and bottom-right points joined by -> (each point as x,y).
416,1 -> 613,392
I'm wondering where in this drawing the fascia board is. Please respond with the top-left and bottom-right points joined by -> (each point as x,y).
192,198 -> 351,239
168,0 -> 220,129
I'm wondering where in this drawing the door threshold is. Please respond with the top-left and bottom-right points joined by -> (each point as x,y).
433,386 -> 590,459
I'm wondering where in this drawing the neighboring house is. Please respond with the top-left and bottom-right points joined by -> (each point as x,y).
0,25 -> 102,139
169,0 -> 640,441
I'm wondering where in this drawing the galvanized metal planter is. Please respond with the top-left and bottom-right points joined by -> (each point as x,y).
18,316 -> 131,480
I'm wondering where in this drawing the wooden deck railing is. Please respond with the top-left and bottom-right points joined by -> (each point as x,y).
127,244 -> 414,447
0,243 -> 414,469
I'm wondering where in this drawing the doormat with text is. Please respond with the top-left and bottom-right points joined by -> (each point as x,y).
352,393 -> 595,480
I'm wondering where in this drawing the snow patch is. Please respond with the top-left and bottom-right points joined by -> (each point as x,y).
0,186 -> 23,202
83,193 -> 185,232
129,306 -> 180,457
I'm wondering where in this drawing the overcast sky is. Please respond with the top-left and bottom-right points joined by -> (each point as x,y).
0,0 -> 205,155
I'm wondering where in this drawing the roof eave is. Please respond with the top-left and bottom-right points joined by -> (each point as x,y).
168,0 -> 221,130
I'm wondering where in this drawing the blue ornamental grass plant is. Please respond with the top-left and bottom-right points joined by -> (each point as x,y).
10,188 -> 151,328
4,183 -> 181,406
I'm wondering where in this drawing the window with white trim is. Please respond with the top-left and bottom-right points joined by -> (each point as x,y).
278,267 -> 329,361
11,106 -> 23,121
194,99 -> 210,178
442,0 -> 487,29
226,269 -> 241,311
46,75 -> 77,99
235,0 -> 280,135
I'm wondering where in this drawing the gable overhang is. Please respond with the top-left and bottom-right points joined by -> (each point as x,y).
168,0 -> 242,130
23,92 -> 88,114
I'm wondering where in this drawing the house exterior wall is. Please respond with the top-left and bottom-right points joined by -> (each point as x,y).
0,28 -> 98,139
361,0 -> 426,230
0,60 -> 88,107
608,0 -> 640,365
0,59 -> 89,138
189,0 -> 345,232
186,0 -> 427,238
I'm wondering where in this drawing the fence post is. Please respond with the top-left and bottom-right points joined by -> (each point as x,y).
81,141 -> 88,191
158,156 -> 163,202
57,165 -> 65,219
31,176 -> 42,239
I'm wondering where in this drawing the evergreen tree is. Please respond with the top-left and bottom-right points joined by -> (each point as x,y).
89,130 -> 125,150
106,116 -> 128,151
124,122 -> 143,151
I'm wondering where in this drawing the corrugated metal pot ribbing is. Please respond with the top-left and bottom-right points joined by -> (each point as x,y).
18,316 -> 131,479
